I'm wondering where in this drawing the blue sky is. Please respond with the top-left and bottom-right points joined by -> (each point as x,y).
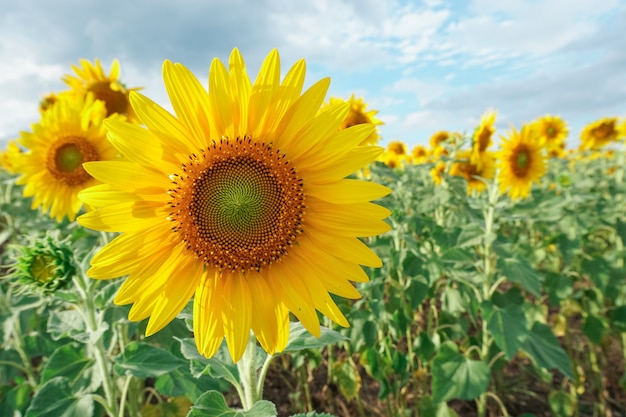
1,0 -> 625,150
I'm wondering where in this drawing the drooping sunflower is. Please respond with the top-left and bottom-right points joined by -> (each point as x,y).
14,94 -> 121,222
450,149 -> 495,195
325,94 -> 383,145
531,114 -> 568,150
77,48 -> 391,362
471,109 -> 497,166
498,125 -> 546,200
429,130 -> 460,151
62,58 -> 140,121
579,117 -> 623,150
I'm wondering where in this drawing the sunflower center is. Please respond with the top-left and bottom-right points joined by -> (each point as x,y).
89,81 -> 129,116
30,255 -> 57,283
546,125 -> 557,138
592,122 -> 616,140
512,146 -> 531,177
169,137 -> 305,273
342,109 -> 369,129
47,136 -> 99,186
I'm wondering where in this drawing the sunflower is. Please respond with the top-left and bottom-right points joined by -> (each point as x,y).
77,48 -> 391,362
579,117 -> 623,150
471,109 -> 497,166
410,145 -> 428,165
429,130 -> 460,151
450,149 -> 495,194
14,94 -> 121,222
430,161 -> 446,185
325,94 -> 383,145
531,114 -> 568,150
0,140 -> 23,174
498,125 -> 546,200
62,58 -> 140,121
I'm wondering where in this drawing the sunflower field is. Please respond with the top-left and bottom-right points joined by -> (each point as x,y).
1,51 -> 626,417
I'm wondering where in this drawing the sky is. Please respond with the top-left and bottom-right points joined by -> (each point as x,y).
1,0 -> 625,151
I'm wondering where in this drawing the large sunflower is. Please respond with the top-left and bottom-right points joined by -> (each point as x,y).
62,58 -> 140,121
498,125 -> 546,200
77,48 -> 391,362
325,94 -> 383,145
14,94 -> 120,222
450,149 -> 495,195
579,117 -> 623,150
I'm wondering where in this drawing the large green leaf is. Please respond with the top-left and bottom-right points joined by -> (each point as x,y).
431,342 -> 491,402
187,391 -> 276,417
497,257 -> 541,296
481,301 -> 528,359
40,344 -> 95,390
25,377 -> 94,417
114,341 -> 186,379
521,323 -> 574,379
283,322 -> 348,352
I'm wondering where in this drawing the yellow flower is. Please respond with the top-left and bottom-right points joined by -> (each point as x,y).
77,48 -> 391,362
410,145 -> 429,165
0,140 -> 23,174
430,161 -> 446,185
498,125 -> 546,200
386,141 -> 407,156
579,117 -> 623,150
14,94 -> 121,222
531,114 -> 568,150
325,94 -> 383,145
472,109 -> 496,153
62,58 -> 141,121
450,149 -> 495,195
428,130 -> 461,151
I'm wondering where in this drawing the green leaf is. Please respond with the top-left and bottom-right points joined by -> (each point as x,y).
290,413 -> 339,417
456,223 -> 485,248
114,341 -> 186,379
283,322 -> 348,352
47,310 -> 88,342
431,342 -> 491,402
0,383 -> 32,416
481,301 -> 528,359
582,314 -> 609,345
548,390 -> 576,417
331,358 -> 361,400
497,257 -> 542,296
608,305 -> 626,332
25,377 -> 94,417
40,344 -> 95,388
418,395 -> 459,417
521,323 -> 574,379
187,391 -> 277,417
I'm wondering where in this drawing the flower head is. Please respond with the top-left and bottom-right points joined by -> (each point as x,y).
531,114 -> 568,150
62,58 -> 141,121
498,124 -> 546,200
0,140 -> 23,174
471,109 -> 497,167
579,117 -> 624,150
77,48 -> 391,362
14,94 -> 121,222
325,94 -> 383,145
9,233 -> 76,294
450,149 -> 495,195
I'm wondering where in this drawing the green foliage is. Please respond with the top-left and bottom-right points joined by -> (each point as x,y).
187,391 -> 277,417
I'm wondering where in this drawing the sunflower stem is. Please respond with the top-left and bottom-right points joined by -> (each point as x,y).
237,335 -> 259,410
256,352 -> 274,401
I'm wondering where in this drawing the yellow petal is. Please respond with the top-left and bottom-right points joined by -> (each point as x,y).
194,270 -> 225,358
306,179 -> 391,204
221,273 -> 252,362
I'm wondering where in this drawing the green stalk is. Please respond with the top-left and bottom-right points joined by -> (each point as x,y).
72,273 -> 119,416
237,335 -> 259,410
477,181 -> 499,417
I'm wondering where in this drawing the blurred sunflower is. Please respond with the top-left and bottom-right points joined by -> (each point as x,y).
325,94 -> 383,145
0,140 -> 23,174
62,58 -> 141,121
77,48 -> 391,362
498,125 -> 546,200
14,94 -> 121,222
410,144 -> 428,165
450,149 -> 495,194
531,114 -> 568,150
471,109 -> 497,166
430,161 -> 446,186
580,117 -> 623,150
39,93 -> 59,113
429,131 -> 451,150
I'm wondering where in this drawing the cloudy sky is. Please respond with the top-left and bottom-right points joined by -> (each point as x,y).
1,0 -> 625,150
